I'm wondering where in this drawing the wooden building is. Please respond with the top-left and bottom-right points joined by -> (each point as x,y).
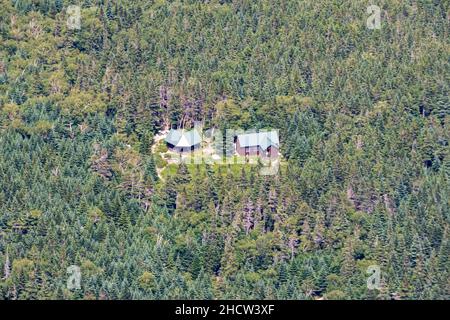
235,130 -> 279,158
165,128 -> 201,153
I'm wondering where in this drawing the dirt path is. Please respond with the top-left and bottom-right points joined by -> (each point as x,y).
151,130 -> 169,154
151,130 -> 169,181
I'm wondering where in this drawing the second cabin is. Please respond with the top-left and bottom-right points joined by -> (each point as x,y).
235,130 -> 279,158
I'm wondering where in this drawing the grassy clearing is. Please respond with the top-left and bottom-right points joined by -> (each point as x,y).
159,157 -> 287,181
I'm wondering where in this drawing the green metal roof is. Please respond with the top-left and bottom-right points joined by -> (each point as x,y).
165,128 -> 201,148
237,130 -> 279,150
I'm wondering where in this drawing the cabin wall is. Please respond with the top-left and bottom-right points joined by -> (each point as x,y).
236,140 -> 279,158
169,143 -> 200,153
263,145 -> 279,158
236,139 -> 263,156
236,139 -> 245,156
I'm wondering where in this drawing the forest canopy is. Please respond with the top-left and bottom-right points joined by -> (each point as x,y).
0,0 -> 448,300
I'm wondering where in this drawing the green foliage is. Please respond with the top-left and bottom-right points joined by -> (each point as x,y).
0,0 -> 448,300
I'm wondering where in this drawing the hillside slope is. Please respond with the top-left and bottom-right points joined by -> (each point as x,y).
0,0 -> 448,299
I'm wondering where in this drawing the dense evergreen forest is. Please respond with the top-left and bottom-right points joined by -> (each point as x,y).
0,0 -> 448,299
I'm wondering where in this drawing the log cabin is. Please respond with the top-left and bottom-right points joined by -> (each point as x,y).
235,130 -> 279,158
165,128 -> 201,153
